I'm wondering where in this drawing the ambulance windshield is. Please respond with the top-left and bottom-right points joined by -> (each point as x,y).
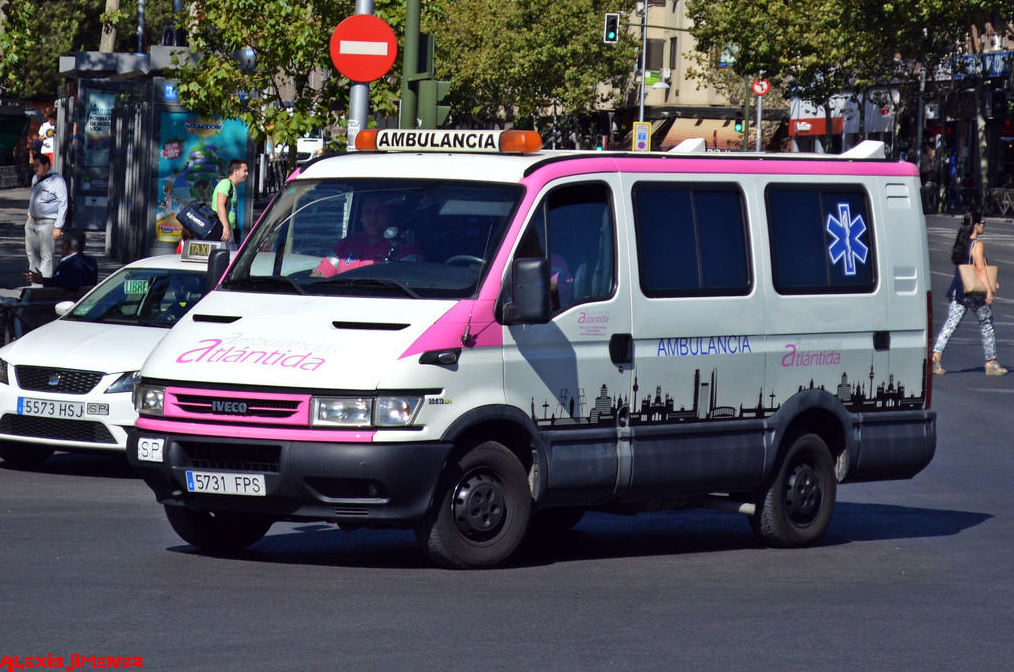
223,179 -> 522,299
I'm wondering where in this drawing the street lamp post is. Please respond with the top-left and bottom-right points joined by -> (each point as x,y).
638,3 -> 647,123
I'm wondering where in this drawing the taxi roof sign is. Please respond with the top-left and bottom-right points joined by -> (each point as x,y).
181,239 -> 227,263
355,129 -> 542,154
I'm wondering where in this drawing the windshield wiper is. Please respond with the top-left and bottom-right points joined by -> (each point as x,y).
223,276 -> 307,295
311,276 -> 421,299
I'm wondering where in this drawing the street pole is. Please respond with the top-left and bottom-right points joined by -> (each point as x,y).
400,0 -> 420,128
638,3 -> 647,123
755,72 -> 764,152
347,0 -> 373,150
137,0 -> 145,53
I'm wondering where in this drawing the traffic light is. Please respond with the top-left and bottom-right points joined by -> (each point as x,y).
603,13 -> 620,44
734,112 -> 743,133
418,79 -> 451,128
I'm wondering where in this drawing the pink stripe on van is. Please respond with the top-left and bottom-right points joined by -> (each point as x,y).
136,416 -> 376,442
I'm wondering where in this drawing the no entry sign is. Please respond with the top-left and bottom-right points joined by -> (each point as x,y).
329,14 -> 397,83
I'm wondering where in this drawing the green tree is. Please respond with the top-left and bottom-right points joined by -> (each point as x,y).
1,0 -> 176,99
171,0 -> 410,170
427,0 -> 638,133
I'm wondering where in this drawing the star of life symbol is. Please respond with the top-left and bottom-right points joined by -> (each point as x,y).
826,203 -> 868,276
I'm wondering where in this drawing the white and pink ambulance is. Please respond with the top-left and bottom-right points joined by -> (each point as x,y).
128,130 -> 935,568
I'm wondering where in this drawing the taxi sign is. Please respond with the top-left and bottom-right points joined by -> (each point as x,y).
182,239 -> 226,263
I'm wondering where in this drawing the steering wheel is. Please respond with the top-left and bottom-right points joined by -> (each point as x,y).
445,255 -> 484,267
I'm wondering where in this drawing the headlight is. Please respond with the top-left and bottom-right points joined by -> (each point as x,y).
134,384 -> 165,415
105,371 -> 140,395
374,396 -> 422,427
0,357 -> 8,385
312,397 -> 372,427
310,395 -> 422,428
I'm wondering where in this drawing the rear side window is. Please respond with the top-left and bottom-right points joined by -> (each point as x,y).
767,185 -> 876,294
632,183 -> 751,297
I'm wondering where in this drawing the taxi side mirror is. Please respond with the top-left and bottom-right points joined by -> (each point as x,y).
206,249 -> 230,292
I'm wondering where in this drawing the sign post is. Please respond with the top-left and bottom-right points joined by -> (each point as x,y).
751,78 -> 769,152
330,8 -> 397,149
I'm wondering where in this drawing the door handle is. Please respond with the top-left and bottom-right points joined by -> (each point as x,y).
609,333 -> 633,365
873,331 -> 890,351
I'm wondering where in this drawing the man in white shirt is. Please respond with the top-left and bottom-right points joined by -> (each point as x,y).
25,154 -> 68,279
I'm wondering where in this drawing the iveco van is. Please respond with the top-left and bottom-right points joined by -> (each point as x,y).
128,130 -> 935,568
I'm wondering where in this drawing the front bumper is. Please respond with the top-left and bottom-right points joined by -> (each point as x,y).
127,429 -> 453,524
0,388 -> 133,453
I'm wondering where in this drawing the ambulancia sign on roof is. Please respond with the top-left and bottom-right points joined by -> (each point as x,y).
375,130 -> 501,152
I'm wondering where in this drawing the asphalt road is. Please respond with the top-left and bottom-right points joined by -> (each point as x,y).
2,213 -> 1013,671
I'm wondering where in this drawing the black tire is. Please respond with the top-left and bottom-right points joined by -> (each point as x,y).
415,441 -> 531,569
751,432 -> 836,548
0,441 -> 54,468
164,505 -> 273,553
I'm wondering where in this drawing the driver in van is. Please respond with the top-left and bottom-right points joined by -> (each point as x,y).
313,195 -> 421,277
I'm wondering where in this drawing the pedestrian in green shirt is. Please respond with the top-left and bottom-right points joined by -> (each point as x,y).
214,159 -> 249,245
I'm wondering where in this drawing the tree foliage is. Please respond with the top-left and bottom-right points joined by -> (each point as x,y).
427,0 -> 638,129
686,0 -> 1005,105
1,0 -> 176,99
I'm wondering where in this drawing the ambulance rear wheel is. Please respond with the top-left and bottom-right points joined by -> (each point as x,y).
164,505 -> 273,553
0,441 -> 54,468
416,441 -> 531,569
751,432 -> 836,547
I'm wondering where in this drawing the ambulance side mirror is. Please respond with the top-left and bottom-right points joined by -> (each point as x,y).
502,258 -> 551,325
206,249 -> 231,292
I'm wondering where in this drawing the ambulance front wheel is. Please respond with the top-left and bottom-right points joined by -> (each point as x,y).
751,432 -> 836,547
416,441 -> 531,569
164,505 -> 273,554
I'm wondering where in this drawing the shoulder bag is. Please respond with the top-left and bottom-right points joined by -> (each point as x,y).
959,240 -> 998,295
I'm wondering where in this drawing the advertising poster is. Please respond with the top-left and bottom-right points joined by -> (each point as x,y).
154,112 -> 249,243
83,91 -> 116,168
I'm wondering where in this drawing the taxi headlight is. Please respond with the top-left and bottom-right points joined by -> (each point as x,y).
105,371 -> 140,395
0,357 -> 8,385
374,396 -> 422,427
134,384 -> 165,415
312,397 -> 372,427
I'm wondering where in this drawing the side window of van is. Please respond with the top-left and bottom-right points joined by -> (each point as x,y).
766,185 -> 876,294
632,183 -> 751,297
518,182 -> 616,313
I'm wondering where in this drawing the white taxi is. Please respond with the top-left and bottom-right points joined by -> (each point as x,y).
0,243 -> 222,467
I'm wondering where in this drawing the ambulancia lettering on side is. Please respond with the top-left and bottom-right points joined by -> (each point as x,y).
126,130 -> 935,568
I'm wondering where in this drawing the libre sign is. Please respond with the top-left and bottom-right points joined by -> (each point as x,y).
329,14 -> 398,83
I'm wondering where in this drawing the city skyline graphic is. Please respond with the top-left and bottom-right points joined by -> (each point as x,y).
531,361 -> 926,429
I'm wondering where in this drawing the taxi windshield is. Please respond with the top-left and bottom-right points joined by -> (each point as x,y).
65,267 -> 208,328
223,179 -> 522,298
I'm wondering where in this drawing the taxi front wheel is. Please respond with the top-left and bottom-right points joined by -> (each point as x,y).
415,441 -> 531,569
164,505 -> 273,554
0,441 -> 54,468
